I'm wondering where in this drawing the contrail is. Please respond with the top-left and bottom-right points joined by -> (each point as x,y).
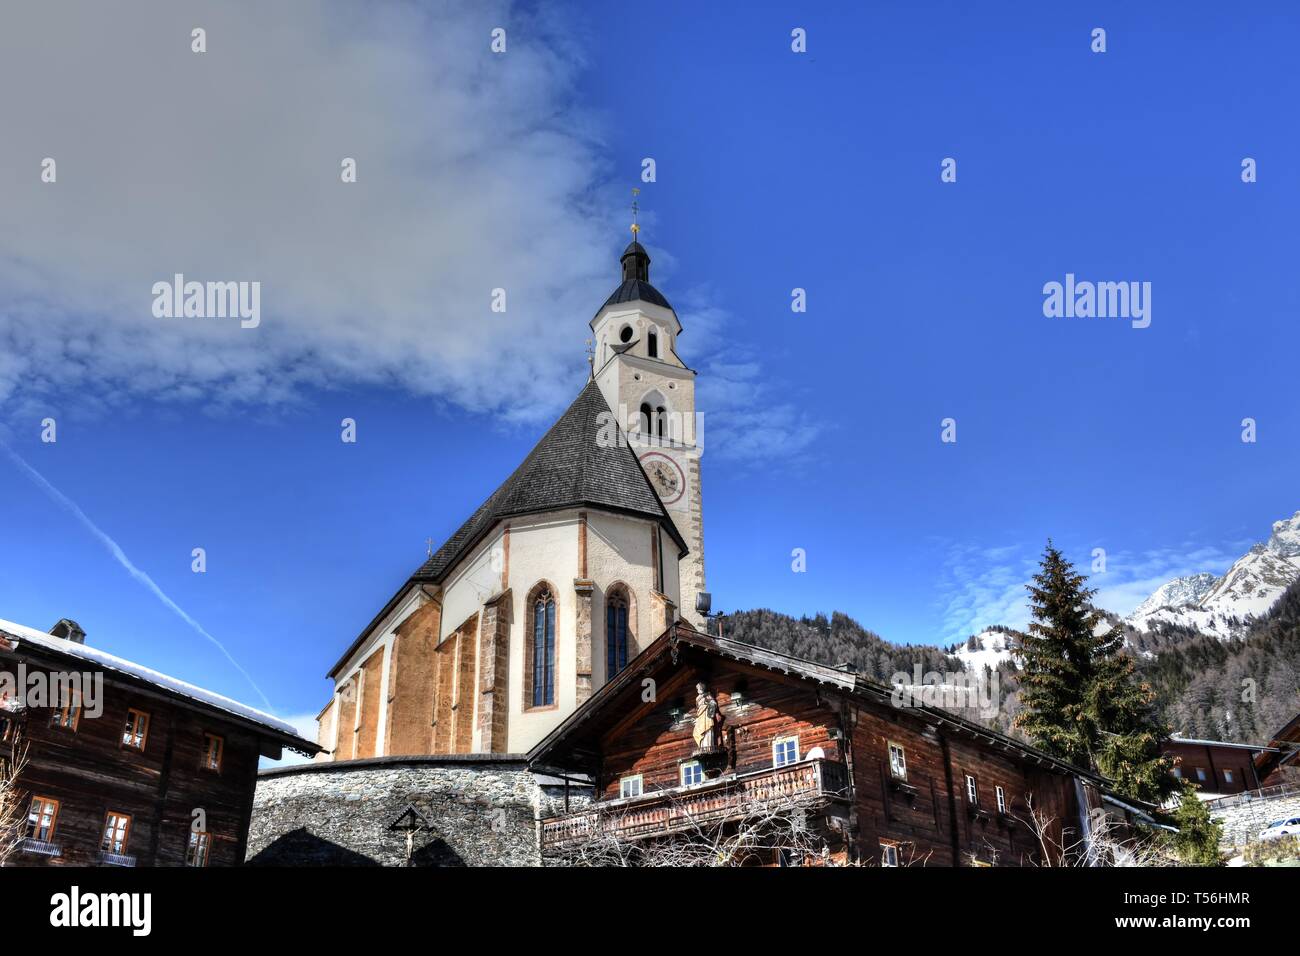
1,439 -> 274,710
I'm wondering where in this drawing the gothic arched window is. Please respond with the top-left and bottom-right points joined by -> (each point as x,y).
639,402 -> 653,435
528,584 -> 556,708
647,329 -> 658,359
606,588 -> 631,678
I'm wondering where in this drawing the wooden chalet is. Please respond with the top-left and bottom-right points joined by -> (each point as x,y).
1161,735 -> 1274,796
0,617 -> 319,867
529,623 -> 1116,866
1254,712 -> 1300,790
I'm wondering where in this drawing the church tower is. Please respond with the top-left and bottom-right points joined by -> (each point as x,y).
591,231 -> 706,629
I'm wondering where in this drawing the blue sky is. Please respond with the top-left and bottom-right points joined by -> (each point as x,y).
1,1 -> 1297,738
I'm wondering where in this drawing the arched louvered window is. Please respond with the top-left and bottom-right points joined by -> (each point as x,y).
606,589 -> 630,678
530,585 -> 556,707
639,402 -> 653,435
647,329 -> 658,358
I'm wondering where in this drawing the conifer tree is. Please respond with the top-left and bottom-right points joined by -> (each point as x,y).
1167,781 -> 1222,865
1015,542 -> 1177,804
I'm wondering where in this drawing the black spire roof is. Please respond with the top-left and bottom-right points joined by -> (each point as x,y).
411,379 -> 688,585
596,239 -> 673,315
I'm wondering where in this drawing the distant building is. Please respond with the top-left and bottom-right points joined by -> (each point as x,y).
0,617 -> 318,867
1162,735 -> 1273,797
1254,714 -> 1300,789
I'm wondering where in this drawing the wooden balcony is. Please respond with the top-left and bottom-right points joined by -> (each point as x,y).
541,758 -> 850,853
19,838 -> 61,858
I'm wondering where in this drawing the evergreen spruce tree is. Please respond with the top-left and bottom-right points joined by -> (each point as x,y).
1167,782 -> 1223,865
1015,542 -> 1178,804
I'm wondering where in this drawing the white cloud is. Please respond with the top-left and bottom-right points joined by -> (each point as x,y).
0,1 -> 616,425
0,1 -> 819,468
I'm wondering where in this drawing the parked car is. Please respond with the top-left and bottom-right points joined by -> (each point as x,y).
1258,817 -> 1300,841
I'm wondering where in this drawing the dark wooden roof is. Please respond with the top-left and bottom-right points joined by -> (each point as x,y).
412,379 -> 686,585
598,278 -> 673,314
527,623 -> 1108,786
327,379 -> 687,678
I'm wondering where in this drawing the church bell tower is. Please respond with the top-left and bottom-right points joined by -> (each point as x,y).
590,209 -> 706,628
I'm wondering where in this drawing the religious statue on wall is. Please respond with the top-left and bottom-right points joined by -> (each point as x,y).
692,681 -> 724,753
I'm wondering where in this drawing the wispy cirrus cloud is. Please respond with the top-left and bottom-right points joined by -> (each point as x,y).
0,1 -> 814,467
0,1 -> 613,427
934,537 -> 1244,646
0,438 -> 272,709
675,289 -> 823,466
935,542 -> 1040,645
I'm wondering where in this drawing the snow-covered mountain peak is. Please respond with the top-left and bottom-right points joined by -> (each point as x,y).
950,628 -> 1017,671
1266,510 -> 1300,559
1126,509 -> 1300,639
1130,572 -> 1218,619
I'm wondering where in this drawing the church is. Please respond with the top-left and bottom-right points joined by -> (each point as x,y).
314,230 -> 707,759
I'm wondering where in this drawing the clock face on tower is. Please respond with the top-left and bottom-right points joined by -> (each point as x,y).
640,451 -> 685,505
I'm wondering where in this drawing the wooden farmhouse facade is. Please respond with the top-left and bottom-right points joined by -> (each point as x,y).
530,623 -> 1121,866
1254,713 -> 1300,789
1,617 -> 318,867
1161,736 -> 1272,797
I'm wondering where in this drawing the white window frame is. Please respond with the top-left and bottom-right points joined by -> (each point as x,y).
996,785 -> 1006,814
1223,769 -> 1234,784
965,774 -> 978,805
1196,768 -> 1207,782
772,735 -> 800,768
619,775 -> 644,799
680,761 -> 703,787
888,741 -> 907,781
881,843 -> 899,867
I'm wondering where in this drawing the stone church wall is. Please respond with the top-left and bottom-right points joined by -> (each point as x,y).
245,754 -> 587,866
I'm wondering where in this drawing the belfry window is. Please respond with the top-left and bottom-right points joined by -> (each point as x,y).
530,586 -> 556,708
607,589 -> 630,678
647,329 -> 658,358
639,402 -> 653,435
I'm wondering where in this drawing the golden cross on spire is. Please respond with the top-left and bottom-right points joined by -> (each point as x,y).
630,187 -> 641,238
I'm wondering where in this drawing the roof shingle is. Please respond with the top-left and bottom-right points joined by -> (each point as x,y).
412,379 -> 687,585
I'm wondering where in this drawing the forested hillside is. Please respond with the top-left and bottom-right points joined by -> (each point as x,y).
719,579 -> 1300,745
1138,578 -> 1300,743
715,609 -> 959,683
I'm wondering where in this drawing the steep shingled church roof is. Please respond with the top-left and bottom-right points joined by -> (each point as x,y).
411,378 -> 688,586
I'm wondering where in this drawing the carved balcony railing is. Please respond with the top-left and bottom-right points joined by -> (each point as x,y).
98,851 -> 137,867
541,758 -> 849,853
19,838 -> 61,857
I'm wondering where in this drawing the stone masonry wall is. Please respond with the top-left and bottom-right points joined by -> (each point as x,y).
246,755 -> 587,867
1210,790 -> 1300,849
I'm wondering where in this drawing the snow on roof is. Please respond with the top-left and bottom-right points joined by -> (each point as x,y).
1168,735 -> 1275,752
0,617 -> 306,742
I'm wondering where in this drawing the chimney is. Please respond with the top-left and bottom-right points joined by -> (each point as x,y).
49,618 -> 86,645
